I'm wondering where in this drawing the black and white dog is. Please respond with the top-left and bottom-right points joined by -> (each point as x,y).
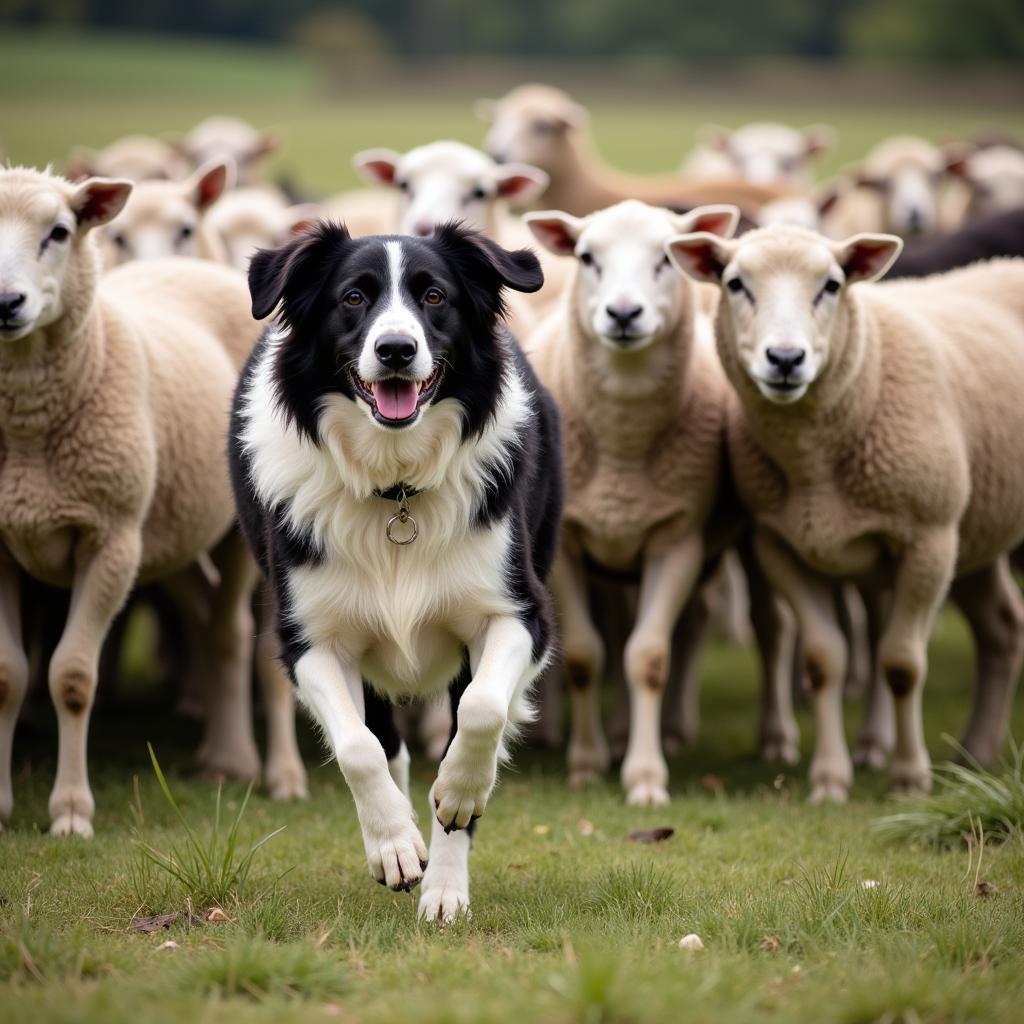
229,221 -> 562,922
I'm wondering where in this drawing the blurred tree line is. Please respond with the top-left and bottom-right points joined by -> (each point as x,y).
1,0 -> 1021,64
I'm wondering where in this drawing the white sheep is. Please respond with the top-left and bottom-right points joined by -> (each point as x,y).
0,167 -> 306,836
66,134 -> 191,183
526,200 -> 799,803
477,84 -> 795,219
667,223 -> 1024,801
177,116 -> 280,185
946,144 -> 1024,220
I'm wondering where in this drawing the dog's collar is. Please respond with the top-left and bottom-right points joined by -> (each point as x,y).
372,483 -> 420,502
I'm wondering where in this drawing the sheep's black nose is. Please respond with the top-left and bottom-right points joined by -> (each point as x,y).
375,334 -> 417,369
906,208 -> 924,233
0,292 -> 26,322
606,303 -> 643,329
766,346 -> 806,376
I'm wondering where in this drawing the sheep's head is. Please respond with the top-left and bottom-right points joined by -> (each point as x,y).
66,134 -> 191,183
178,116 -> 279,185
666,225 -> 901,406
0,167 -> 131,341
702,122 -> 834,187
852,135 -> 952,237
206,189 -> 319,274
353,141 -> 547,238
527,199 -> 738,352
476,84 -> 588,182
101,158 -> 233,264
946,143 -> 1024,219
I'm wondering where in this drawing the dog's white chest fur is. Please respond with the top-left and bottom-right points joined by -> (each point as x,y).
241,335 -> 528,697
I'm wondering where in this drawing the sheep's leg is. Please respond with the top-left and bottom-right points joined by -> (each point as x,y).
197,532 -> 261,781
296,644 -> 427,890
48,528 -> 141,836
880,527 -> 958,795
621,531 -> 703,806
602,579 -> 634,761
853,588 -> 894,770
951,556 -> 1024,766
0,561 -> 27,831
419,694 -> 454,762
662,591 -> 712,754
755,530 -> 850,803
839,585 -> 871,701
551,547 -> 609,788
739,539 -> 799,765
255,622 -> 308,800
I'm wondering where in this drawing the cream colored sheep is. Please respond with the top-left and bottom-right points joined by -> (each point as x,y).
477,84 -> 794,219
178,116 -> 280,185
205,187 -> 319,274
683,122 -> 834,188
667,224 -> 1024,801
946,144 -> 1024,220
526,200 -> 798,804
66,134 -> 191,183
0,167 -> 306,835
100,158 -> 233,266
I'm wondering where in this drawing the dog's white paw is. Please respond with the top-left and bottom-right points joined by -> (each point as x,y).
418,882 -> 470,924
362,813 -> 429,892
434,730 -> 499,832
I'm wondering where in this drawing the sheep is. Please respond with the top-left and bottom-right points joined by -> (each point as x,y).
204,187 -> 319,274
0,167 -> 307,835
352,140 -> 569,316
525,200 -> 799,804
319,188 -> 397,238
886,208 -> 1024,279
477,84 -> 794,219
945,144 -> 1024,220
667,223 -> 1024,801
177,116 -> 280,185
66,135 -> 191,183
100,158 -> 233,266
683,122 -> 834,188
821,135 -> 954,238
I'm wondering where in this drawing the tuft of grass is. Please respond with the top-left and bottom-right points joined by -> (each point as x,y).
588,862 -> 677,923
131,744 -> 286,909
874,740 -> 1024,847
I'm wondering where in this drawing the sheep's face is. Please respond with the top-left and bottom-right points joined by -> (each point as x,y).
207,192 -> 316,275
951,146 -> 1024,218
856,137 -> 948,236
476,87 -> 588,175
182,117 -> 278,185
353,142 -> 547,238
706,122 -> 832,187
66,135 -> 191,183
666,226 -> 902,406
527,200 -> 739,352
0,169 -> 131,342
101,159 -> 231,264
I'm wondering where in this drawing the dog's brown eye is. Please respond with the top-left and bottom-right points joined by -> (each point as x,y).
344,290 -> 364,306
424,288 -> 445,306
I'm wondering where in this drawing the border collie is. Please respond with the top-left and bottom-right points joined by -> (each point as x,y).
229,222 -> 562,922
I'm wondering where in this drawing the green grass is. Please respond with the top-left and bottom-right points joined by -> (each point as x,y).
3,610 -> 1023,1023
2,28 -> 1024,1024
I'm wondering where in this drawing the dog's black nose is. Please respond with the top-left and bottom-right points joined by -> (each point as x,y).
375,334 -> 417,369
0,292 -> 26,322
765,346 -> 806,376
606,303 -> 643,329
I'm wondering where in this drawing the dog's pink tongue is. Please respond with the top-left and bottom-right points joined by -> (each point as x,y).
376,378 -> 419,420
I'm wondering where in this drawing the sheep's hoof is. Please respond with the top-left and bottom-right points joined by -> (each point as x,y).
568,767 -> 605,789
889,759 -> 932,796
265,761 -> 309,801
625,781 -> 670,807
853,739 -> 891,771
50,813 -> 94,838
808,781 -> 849,804
760,736 -> 800,765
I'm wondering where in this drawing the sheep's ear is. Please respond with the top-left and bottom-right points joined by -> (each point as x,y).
65,146 -> 99,182
802,124 -> 835,159
943,142 -> 974,181
474,98 -> 498,123
699,124 -> 732,152
523,210 -> 586,256
664,232 -> 735,283
835,233 -> 903,284
247,131 -> 281,163
853,169 -> 887,192
494,163 -> 549,204
556,100 -> 589,131
815,179 -> 844,218
353,148 -> 402,187
673,204 -> 740,239
188,158 -> 234,211
284,203 -> 323,239
70,178 -> 133,230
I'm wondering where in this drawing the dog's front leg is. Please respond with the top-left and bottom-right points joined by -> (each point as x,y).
295,645 -> 427,891
433,615 -> 536,832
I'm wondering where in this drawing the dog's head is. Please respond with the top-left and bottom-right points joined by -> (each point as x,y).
249,221 -> 543,437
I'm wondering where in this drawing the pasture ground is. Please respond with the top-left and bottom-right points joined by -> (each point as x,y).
1,30 -> 1023,1024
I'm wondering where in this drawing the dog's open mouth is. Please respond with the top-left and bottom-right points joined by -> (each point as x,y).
351,367 -> 443,425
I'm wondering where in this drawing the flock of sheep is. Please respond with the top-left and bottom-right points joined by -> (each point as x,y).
1,82 -> 1023,838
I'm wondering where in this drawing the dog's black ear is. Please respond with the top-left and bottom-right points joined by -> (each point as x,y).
249,221 -> 351,323
434,223 -> 545,297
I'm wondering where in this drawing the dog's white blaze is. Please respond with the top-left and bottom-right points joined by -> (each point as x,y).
358,240 -> 433,382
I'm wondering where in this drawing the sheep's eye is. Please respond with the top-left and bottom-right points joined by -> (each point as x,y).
655,254 -> 670,274
111,232 -> 127,250
397,180 -> 410,193
343,290 -> 364,306
424,288 -> 445,306
48,225 -> 70,244
823,279 -> 841,295
579,252 -> 594,267
726,277 -> 744,293
532,120 -> 554,135
470,186 -> 488,201
780,156 -> 797,173
178,224 -> 194,240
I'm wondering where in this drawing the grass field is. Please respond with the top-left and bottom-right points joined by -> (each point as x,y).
2,29 -> 1024,1024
